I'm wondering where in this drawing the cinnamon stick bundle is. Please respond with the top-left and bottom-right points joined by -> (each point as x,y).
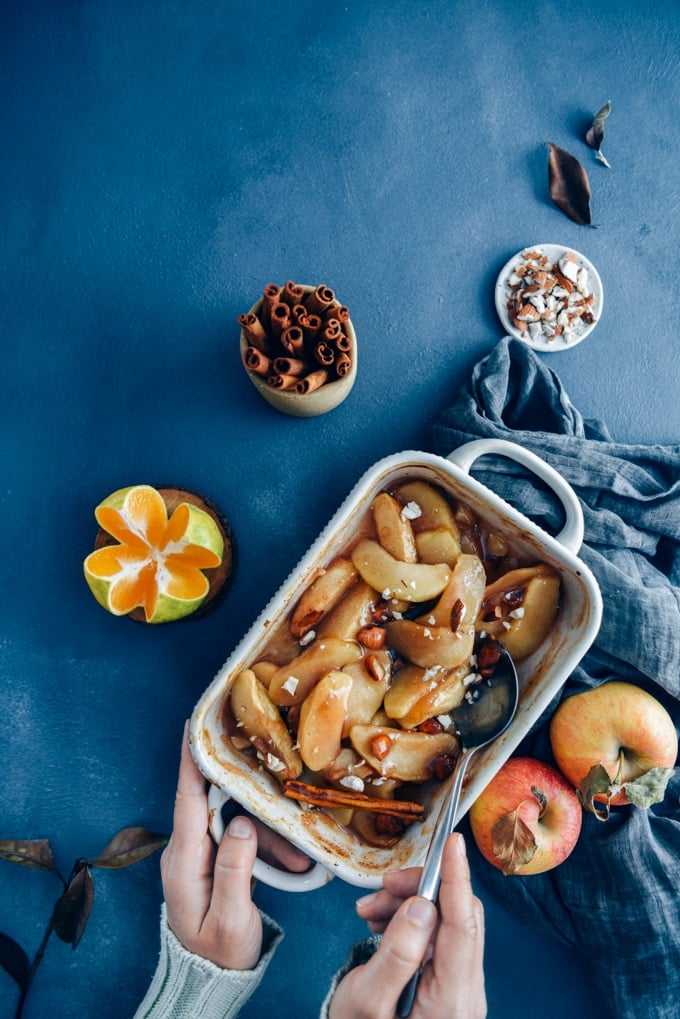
239,281 -> 353,397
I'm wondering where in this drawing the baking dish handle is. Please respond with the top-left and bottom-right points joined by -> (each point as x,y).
207,785 -> 334,892
447,439 -> 584,552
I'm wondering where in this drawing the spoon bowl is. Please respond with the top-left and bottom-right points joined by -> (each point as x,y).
397,643 -> 519,1017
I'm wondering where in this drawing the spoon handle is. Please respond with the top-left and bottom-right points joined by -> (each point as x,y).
396,747 -> 474,1018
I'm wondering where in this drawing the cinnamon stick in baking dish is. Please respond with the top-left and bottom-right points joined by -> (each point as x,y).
304,284 -> 335,316
283,779 -> 424,820
243,346 -> 272,376
295,369 -> 328,394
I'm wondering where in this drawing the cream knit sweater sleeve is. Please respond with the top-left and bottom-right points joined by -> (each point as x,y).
133,904 -> 283,1019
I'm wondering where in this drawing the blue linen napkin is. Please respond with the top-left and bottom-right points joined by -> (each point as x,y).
432,337 -> 680,1019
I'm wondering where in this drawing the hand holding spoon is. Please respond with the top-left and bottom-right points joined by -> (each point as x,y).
396,643 -> 519,1017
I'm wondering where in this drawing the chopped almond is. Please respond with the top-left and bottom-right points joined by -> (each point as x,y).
502,248 -> 598,345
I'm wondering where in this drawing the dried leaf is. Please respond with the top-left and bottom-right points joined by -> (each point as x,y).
624,767 -> 676,809
491,808 -> 537,875
0,838 -> 59,875
89,826 -> 168,869
586,100 -> 612,168
578,762 -> 616,820
547,142 -> 593,225
0,932 -> 30,989
52,864 -> 94,948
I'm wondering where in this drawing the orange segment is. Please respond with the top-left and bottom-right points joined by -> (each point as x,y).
164,561 -> 210,601
109,562 -> 157,618
124,486 -> 168,548
165,544 -> 221,569
94,508 -> 148,553
162,503 -> 190,548
85,545 -> 147,578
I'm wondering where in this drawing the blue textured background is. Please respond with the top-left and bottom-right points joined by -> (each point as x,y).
1,1 -> 678,1016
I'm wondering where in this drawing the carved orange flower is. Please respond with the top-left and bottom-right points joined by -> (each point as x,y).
84,485 -> 224,623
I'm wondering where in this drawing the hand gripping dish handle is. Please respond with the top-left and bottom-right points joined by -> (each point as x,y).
447,439 -> 584,553
207,785 -> 333,892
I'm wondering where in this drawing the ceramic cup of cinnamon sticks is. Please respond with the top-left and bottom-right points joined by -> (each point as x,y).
239,281 -> 357,417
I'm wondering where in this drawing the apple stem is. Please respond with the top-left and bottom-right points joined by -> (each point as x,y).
530,785 -> 548,818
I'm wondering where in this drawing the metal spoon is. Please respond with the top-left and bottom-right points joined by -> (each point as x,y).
396,644 -> 519,1018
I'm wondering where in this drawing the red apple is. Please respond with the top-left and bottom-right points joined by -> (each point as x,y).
549,681 -> 677,817
469,757 -> 582,875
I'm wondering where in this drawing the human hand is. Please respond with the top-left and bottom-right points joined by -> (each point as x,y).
329,833 -> 486,1019
160,722 -> 311,970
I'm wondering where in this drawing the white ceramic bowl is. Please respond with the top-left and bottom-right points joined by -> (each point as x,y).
190,439 -> 602,890
495,244 -> 603,352
239,286 -> 357,417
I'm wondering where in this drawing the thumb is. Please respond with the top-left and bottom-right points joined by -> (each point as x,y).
212,814 -> 258,910
331,897 -> 437,1019
201,814 -> 262,970
377,897 -> 437,983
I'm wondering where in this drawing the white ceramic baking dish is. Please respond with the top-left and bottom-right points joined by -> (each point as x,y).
190,439 -> 602,890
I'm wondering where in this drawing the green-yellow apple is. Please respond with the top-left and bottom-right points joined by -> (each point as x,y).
469,757 -> 582,875
549,681 -> 678,817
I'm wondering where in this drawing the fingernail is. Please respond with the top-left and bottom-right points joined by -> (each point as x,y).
407,897 -> 436,928
227,816 -> 252,839
455,833 -> 467,856
356,892 -> 377,910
